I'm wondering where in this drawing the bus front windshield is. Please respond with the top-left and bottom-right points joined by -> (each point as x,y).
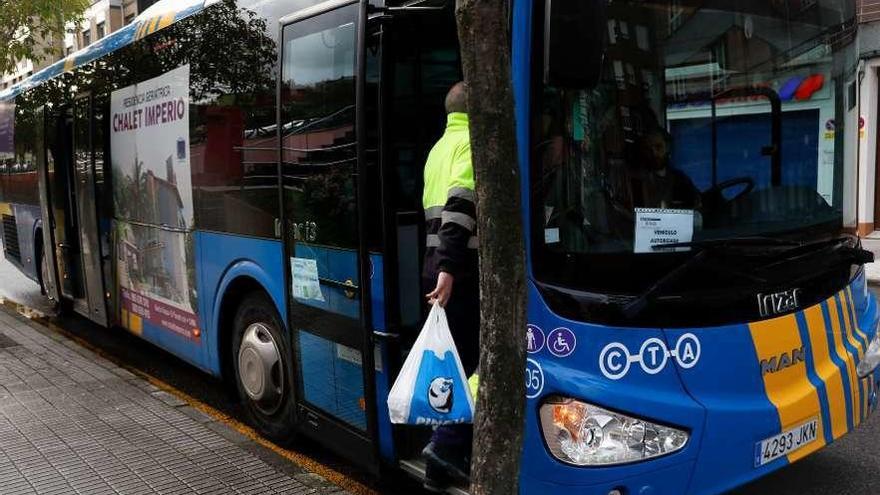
533,1 -> 858,323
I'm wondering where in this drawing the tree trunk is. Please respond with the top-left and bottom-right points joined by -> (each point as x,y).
455,1 -> 526,494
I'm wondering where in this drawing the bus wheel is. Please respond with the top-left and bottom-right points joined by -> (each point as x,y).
231,293 -> 296,440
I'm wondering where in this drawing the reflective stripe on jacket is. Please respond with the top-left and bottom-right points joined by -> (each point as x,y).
422,112 -> 477,279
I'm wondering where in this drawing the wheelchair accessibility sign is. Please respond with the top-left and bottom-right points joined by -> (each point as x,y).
547,328 -> 576,358
599,333 -> 701,380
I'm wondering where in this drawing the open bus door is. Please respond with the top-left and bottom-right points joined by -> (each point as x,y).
44,96 -> 108,325
34,106 -> 60,302
278,0 -> 381,471
368,1 -> 465,482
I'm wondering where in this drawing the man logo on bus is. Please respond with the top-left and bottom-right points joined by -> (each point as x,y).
760,346 -> 805,375
428,377 -> 454,414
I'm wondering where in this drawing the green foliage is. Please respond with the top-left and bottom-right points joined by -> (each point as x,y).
0,0 -> 89,74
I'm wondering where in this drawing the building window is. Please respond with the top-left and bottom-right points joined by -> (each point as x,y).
82,29 -> 91,46
613,60 -> 625,89
96,22 -> 105,39
669,0 -> 685,34
636,25 -> 650,51
618,20 -> 630,40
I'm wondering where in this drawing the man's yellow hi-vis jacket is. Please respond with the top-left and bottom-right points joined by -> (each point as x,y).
422,112 -> 477,280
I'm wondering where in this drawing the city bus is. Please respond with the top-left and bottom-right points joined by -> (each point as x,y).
0,0 -> 878,493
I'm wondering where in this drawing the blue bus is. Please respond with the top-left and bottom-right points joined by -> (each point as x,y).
0,0 -> 877,493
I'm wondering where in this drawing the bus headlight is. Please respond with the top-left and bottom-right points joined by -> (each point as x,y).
857,330 -> 880,378
539,396 -> 688,466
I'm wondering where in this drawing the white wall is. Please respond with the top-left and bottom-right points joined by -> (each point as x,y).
856,62 -> 880,229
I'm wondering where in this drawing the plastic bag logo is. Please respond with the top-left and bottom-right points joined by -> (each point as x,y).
428,377 -> 454,413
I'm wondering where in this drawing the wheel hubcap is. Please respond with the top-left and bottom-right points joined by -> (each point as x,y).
238,323 -> 284,415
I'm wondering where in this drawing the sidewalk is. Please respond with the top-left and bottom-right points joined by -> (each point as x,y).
862,238 -> 880,285
0,305 -> 352,495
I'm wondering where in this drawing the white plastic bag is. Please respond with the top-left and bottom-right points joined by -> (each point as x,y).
387,302 -> 474,425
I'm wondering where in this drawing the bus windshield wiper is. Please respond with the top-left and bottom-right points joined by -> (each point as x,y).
622,237 -> 794,319
760,235 -> 874,269
623,235 -> 875,319
655,236 -> 800,251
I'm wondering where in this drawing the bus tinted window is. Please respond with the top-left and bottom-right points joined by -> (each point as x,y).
1,105 -> 40,206
184,1 -> 280,238
280,7 -> 359,250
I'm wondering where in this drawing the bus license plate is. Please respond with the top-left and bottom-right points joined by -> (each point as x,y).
754,418 -> 818,467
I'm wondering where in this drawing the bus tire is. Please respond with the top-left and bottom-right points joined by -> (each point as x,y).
38,246 -> 54,301
231,292 -> 297,441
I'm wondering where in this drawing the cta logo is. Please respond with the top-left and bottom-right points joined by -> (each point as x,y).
599,334 -> 701,380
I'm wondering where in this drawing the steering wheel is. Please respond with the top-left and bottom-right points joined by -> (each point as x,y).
704,177 -> 755,203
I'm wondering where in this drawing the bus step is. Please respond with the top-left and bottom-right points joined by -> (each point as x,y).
399,458 -> 470,495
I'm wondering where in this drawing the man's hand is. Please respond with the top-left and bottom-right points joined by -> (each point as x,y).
426,271 -> 454,307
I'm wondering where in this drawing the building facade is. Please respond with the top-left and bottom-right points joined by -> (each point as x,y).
854,0 -> 880,235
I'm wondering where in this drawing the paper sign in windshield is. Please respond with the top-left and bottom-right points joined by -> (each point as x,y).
634,208 -> 694,253
291,257 -> 325,302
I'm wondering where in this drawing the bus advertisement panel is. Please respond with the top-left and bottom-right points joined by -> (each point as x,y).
111,64 -> 199,340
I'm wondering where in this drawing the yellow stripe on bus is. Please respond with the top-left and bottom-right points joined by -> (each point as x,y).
840,294 -> 866,422
841,292 -> 866,357
749,313 -> 826,462
828,296 -> 861,426
137,20 -> 150,40
804,305 -> 849,439
843,288 -> 872,420
151,16 -> 162,34
157,12 -> 176,31
130,313 -> 143,335
846,287 -> 870,349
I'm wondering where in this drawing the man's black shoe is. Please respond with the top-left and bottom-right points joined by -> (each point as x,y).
423,457 -> 452,493
422,442 -> 470,483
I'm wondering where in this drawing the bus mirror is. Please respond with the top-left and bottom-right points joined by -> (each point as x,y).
544,0 -> 608,89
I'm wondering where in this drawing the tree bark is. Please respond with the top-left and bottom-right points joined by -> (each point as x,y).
455,1 -> 526,494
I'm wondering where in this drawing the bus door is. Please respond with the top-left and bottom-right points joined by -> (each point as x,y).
33,106 -> 60,302
46,105 -> 86,307
72,94 -> 108,325
373,3 -> 464,469
279,0 -> 379,469
46,95 -> 108,325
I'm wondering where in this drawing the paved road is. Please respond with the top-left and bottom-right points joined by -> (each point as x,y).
1,244 -> 879,494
